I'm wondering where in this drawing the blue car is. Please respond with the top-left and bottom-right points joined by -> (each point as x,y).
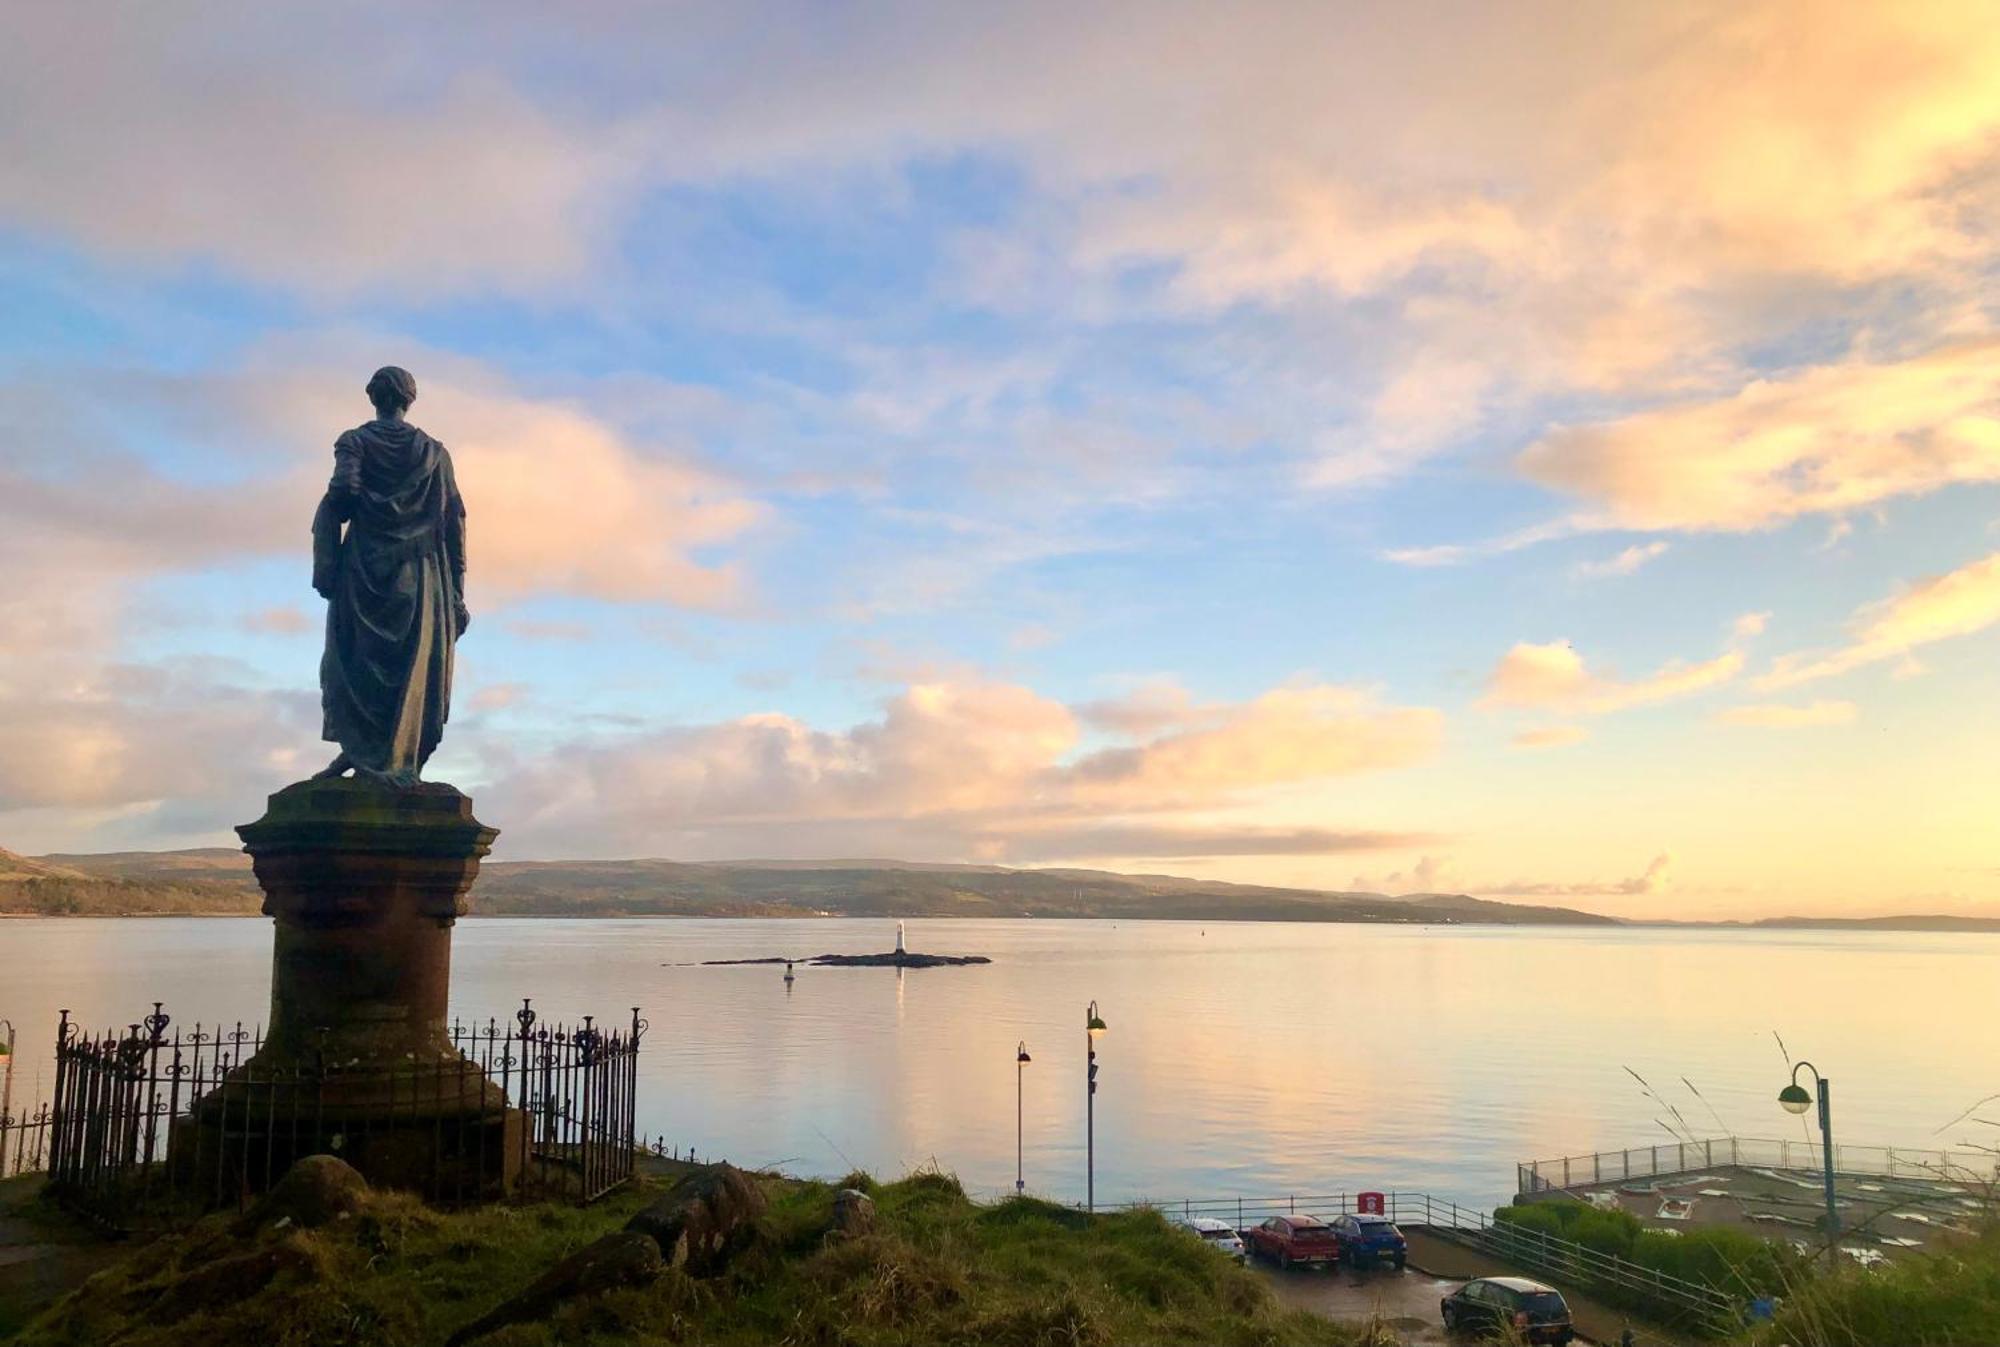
1331,1212 -> 1408,1269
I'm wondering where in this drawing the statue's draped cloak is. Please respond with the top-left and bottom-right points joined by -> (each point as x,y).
313,419 -> 466,777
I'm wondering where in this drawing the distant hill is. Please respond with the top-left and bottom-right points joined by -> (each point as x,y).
463,858 -> 1617,924
1,846 -> 257,916
0,847 -> 87,882
36,847 -> 251,884
8,847 -> 1997,930
6,847 -> 1610,924
1747,913 -> 2000,932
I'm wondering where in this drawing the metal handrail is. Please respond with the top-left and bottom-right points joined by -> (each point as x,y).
1517,1136 -> 2000,1195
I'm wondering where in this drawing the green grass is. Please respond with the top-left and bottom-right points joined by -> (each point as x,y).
15,1167 -> 1364,1347
1497,1201 -> 1809,1299
1749,1220 -> 2000,1347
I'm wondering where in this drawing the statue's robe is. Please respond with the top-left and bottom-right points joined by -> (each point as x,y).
312,419 -> 467,780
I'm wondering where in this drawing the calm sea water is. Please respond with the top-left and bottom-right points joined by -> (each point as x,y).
3,917 -> 1996,1208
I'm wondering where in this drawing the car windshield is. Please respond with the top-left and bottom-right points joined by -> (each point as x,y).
1201,1229 -> 1235,1242
1522,1292 -> 1568,1318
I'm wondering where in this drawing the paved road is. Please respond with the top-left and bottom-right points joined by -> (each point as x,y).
1255,1259 -> 1463,1345
1255,1233 -> 1697,1347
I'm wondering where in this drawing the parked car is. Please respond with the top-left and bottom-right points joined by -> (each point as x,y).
1440,1277 -> 1574,1344
1331,1212 -> 1407,1269
1244,1214 -> 1342,1269
1173,1216 -> 1248,1262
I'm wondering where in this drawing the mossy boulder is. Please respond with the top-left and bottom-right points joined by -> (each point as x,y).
624,1162 -> 768,1276
235,1154 -> 370,1233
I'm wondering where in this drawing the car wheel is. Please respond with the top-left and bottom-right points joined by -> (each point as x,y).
1280,1249 -> 1292,1271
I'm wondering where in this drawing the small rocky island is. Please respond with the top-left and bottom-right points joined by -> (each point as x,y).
693,921 -> 990,969
700,951 -> 991,969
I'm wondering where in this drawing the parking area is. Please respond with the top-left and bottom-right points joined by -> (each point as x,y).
1251,1232 -> 1697,1347
1255,1260 -> 1463,1346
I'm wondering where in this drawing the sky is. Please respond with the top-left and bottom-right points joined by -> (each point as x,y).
2,2 -> 1998,919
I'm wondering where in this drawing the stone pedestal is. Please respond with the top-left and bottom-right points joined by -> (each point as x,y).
176,778 -> 522,1202
240,778 -> 496,1069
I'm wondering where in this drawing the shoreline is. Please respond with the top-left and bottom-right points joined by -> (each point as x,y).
5,909 -> 1999,934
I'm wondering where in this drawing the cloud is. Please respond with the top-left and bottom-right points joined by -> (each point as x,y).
1065,686 -> 1443,803
1485,853 -> 1673,899
1511,725 -> 1588,750
1759,550 -> 2000,688
1714,700 -> 1856,728
239,606 -> 315,636
470,684 -> 528,713
1483,641 -> 1742,715
7,3 -> 1998,498
1518,340 -> 2000,532
1733,611 -> 1771,641
2,11 -> 631,297
1075,678 -> 1221,738
477,677 -> 1443,860
0,659 -> 314,819
1349,853 -> 1455,896
0,352 -> 765,613
997,825 -> 1437,863
419,372 -> 764,608
1576,541 -> 1670,579
1380,519 -> 1579,569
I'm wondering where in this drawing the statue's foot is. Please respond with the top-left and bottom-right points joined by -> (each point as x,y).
310,752 -> 353,780
348,761 -> 421,790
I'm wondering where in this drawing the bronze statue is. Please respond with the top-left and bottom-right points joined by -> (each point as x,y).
310,367 -> 468,785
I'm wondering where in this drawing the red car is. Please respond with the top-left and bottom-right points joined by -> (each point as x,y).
1244,1214 -> 1342,1269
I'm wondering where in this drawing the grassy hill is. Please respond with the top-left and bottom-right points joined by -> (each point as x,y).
8,1166 -> 1362,1347
13,845 -> 1998,929
2,846 -> 1620,924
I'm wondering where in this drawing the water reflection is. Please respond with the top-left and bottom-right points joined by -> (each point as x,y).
3,917 -> 1996,1206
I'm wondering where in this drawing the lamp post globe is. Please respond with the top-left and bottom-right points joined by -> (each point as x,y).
1778,1082 -> 1813,1114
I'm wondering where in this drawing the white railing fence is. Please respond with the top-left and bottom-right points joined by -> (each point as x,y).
1517,1136 -> 2000,1195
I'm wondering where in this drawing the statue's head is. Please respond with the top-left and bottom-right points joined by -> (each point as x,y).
366,366 -> 418,417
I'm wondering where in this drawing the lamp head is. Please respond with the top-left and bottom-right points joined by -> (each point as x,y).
1778,1082 -> 1813,1115
1085,1001 -> 1107,1037
1017,1041 -> 1032,1065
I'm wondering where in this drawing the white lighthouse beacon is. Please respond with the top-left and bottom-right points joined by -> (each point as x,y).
896,920 -> 907,955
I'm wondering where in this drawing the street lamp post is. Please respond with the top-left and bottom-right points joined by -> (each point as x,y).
1016,1041 -> 1031,1193
0,1019 -> 14,1177
1085,1002 -> 1107,1212
1779,1061 -> 1839,1264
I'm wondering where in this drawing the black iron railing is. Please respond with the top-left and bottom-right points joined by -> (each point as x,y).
38,999 -> 644,1230
0,1100 -> 53,1180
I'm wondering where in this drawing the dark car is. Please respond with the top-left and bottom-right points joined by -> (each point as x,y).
1244,1214 -> 1342,1269
1441,1277 -> 1574,1344
1331,1212 -> 1407,1269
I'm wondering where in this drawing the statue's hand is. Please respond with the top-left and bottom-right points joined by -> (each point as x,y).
312,561 -> 337,600
454,602 -> 472,636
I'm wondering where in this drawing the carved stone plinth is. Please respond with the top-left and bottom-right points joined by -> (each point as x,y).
175,778 -> 521,1201
240,778 -> 496,1068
